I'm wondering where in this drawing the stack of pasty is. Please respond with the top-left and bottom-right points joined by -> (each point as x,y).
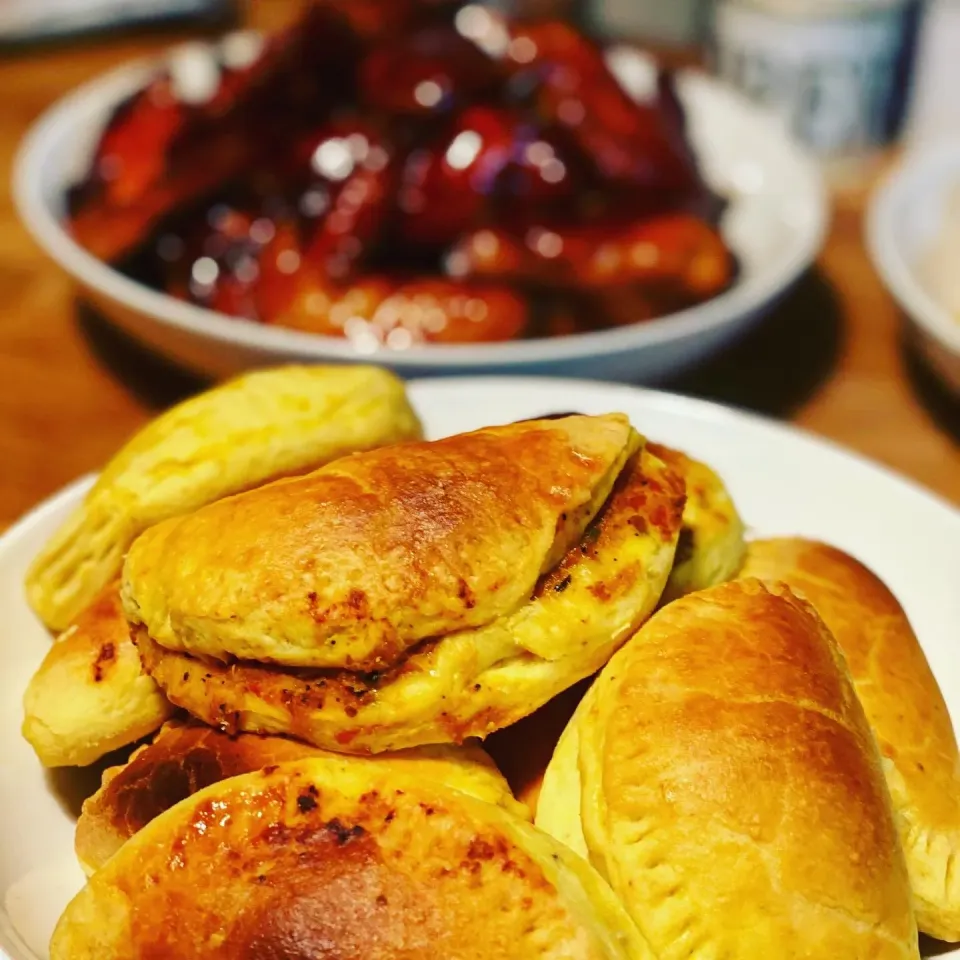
20,365 -> 958,958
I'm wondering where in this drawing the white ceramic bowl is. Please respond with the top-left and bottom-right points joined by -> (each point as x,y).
1,377 -> 958,959
13,40 -> 827,382
867,140 -> 960,394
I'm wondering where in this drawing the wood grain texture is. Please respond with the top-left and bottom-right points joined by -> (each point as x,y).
0,0 -> 957,534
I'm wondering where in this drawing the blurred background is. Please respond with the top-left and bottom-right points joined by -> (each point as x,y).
0,0 -> 958,527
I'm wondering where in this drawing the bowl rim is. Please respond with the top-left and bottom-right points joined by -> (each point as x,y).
866,140 -> 960,356
12,43 -> 829,368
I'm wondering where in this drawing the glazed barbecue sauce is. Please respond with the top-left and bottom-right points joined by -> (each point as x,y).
73,0 -> 734,346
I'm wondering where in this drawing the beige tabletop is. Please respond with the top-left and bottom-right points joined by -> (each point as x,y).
0,2 -> 958,533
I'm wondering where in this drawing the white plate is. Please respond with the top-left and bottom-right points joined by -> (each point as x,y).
13,37 -> 827,382
1,377 -> 956,960
867,140 -> 960,395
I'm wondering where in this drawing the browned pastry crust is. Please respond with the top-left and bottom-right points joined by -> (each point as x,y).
75,720 -> 525,874
74,722 -> 319,874
121,414 -> 637,672
53,760 -> 653,959
537,579 -> 920,959
22,583 -> 174,767
741,538 -> 960,941
131,443 -> 684,753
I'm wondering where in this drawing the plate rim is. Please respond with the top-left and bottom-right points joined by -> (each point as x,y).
2,379 -> 956,557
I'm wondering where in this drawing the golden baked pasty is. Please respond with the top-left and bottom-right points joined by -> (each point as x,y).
26,364 -> 422,632
741,538 -> 960,941
53,758 -> 655,960
537,580 -> 919,959
648,442 -> 745,603
75,719 -> 526,875
21,583 -> 173,768
123,415 -> 686,752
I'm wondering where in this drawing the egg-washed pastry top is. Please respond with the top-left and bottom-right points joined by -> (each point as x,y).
75,719 -> 526,876
53,757 -> 655,960
537,579 -> 919,960
122,413 -> 635,671
26,364 -> 422,632
122,415 -> 686,753
742,538 -> 960,942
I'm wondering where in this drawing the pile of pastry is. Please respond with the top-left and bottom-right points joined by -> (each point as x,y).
21,366 -> 958,959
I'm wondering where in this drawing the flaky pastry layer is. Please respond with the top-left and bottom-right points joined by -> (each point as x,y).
22,583 -> 173,768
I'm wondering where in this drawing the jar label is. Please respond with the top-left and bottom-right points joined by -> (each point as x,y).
713,3 -> 920,156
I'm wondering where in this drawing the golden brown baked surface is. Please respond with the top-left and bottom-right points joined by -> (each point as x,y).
132,443 -> 684,752
26,364 -> 422,632
538,579 -> 919,959
75,720 -> 526,875
54,759 -> 654,960
741,538 -> 960,941
21,584 -> 173,768
647,442 -> 745,603
122,413 -> 637,671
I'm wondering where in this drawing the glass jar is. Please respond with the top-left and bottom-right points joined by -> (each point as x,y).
711,0 -> 924,174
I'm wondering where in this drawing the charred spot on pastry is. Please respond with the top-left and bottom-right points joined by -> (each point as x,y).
580,520 -> 603,554
297,786 -> 319,814
92,641 -> 117,683
355,669 -> 382,689
553,575 -> 572,593
456,577 -> 477,609
325,818 -> 365,845
629,514 -> 648,536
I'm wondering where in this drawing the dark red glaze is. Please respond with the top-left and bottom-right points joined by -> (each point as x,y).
396,107 -> 517,245
359,25 -> 500,117
504,21 -> 702,194
68,1 -> 731,346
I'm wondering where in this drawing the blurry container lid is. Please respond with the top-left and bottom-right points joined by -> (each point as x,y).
725,0 -> 911,15
580,0 -> 708,45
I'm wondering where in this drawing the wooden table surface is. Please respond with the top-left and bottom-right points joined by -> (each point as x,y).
0,4 -> 958,533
